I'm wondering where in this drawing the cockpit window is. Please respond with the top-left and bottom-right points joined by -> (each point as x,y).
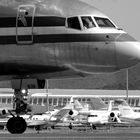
94,17 -> 115,28
67,17 -> 81,30
81,16 -> 96,29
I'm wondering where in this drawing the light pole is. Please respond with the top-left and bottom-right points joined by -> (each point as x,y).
126,69 -> 129,102
46,79 -> 49,93
46,79 -> 49,112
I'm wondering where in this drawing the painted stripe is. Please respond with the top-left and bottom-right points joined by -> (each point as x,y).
0,27 -> 125,36
0,33 -> 136,44
0,16 -> 65,28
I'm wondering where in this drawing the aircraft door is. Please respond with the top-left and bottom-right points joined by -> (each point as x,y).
16,5 -> 35,44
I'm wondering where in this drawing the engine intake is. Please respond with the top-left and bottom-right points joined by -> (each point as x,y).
68,110 -> 78,117
110,112 -> 115,118
69,110 -> 73,115
109,112 -> 117,122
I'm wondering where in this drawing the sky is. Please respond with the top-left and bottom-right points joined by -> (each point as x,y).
80,0 -> 140,41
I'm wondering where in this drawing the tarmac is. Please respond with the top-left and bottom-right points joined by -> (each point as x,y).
0,126 -> 140,140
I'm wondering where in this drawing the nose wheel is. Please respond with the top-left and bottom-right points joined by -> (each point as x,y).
6,117 -> 27,134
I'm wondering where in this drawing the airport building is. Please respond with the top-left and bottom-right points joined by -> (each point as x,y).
0,89 -> 140,110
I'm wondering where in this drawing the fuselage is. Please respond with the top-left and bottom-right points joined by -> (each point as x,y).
0,0 -> 139,80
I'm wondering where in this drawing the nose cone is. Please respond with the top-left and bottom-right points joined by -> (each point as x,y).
116,34 -> 140,69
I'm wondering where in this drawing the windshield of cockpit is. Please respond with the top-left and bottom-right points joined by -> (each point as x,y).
66,16 -> 116,30
94,17 -> 115,28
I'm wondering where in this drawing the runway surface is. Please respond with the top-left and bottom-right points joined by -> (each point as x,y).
0,127 -> 140,140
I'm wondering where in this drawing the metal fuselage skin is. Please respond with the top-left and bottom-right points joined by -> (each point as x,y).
0,0 -> 139,80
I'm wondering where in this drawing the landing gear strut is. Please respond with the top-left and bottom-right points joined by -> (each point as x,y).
91,124 -> 96,130
6,89 -> 28,134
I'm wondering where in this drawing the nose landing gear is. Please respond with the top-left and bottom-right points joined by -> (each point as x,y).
6,79 -> 46,134
6,89 -> 28,134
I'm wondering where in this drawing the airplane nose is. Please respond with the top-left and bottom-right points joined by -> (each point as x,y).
116,34 -> 140,69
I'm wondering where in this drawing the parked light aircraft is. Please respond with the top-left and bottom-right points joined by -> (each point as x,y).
114,99 -> 140,125
87,101 -> 121,129
21,109 -> 58,130
0,0 -> 139,134
49,98 -> 121,129
67,98 -> 121,129
49,97 -> 87,128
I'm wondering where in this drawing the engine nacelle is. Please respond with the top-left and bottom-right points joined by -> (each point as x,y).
1,109 -> 9,115
68,110 -> 78,117
109,112 -> 117,122
110,112 -> 115,118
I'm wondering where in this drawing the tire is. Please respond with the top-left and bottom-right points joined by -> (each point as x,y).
92,125 -> 96,130
35,125 -> 41,131
69,123 -> 72,129
6,117 -> 27,134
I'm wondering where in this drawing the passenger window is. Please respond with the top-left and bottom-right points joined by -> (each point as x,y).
29,98 -> 32,104
82,98 -> 86,102
81,16 -> 95,29
78,98 -> 81,102
53,98 -> 57,106
2,98 -> 6,103
58,98 -> 62,106
63,98 -> 67,105
38,98 -> 42,105
94,17 -> 115,28
67,17 -> 81,30
49,98 -> 52,106
33,98 -> 37,104
43,98 -> 47,104
7,98 -> 12,104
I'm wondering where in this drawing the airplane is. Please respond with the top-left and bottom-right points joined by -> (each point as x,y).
21,109 -> 59,131
114,99 -> 140,126
0,0 -> 139,134
68,99 -> 121,130
87,101 -> 120,129
49,97 -> 120,130
49,97 -> 85,128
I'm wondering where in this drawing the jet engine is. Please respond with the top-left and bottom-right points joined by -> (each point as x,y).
1,109 -> 9,115
109,112 -> 117,122
68,110 -> 78,117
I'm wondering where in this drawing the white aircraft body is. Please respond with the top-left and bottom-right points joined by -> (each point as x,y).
86,100 -> 121,129
22,109 -> 59,128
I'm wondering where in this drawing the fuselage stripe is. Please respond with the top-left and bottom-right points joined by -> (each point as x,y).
0,16 -> 65,28
0,33 -> 136,44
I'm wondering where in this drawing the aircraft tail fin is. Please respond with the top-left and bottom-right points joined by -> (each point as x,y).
114,99 -> 134,116
73,100 -> 84,111
108,100 -> 113,112
89,98 -> 108,110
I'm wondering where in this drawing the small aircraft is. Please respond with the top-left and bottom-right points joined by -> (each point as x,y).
49,97 -> 120,130
0,0 -> 139,133
49,96 -> 85,128
114,99 -> 140,126
87,100 -> 121,129
22,109 -> 58,131
66,98 -> 121,129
